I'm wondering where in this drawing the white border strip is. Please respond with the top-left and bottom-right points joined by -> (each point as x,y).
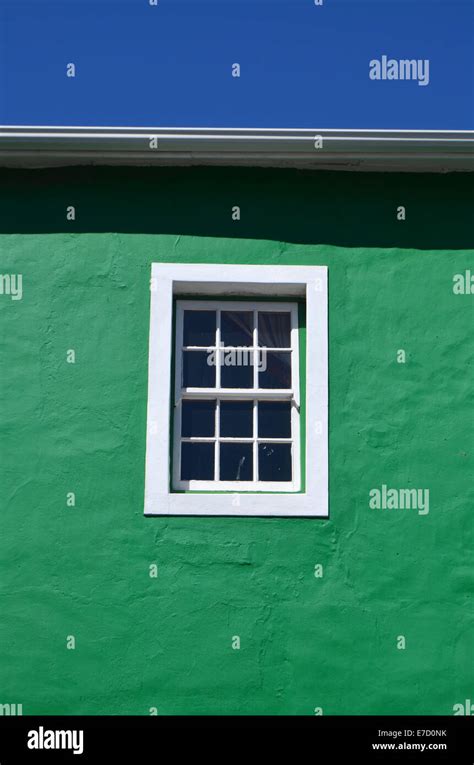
1,125 -> 473,133
1,132 -> 472,143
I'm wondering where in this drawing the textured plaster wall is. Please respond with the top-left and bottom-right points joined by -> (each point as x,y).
0,167 -> 472,715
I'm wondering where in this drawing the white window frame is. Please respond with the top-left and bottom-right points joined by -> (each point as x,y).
145,262 -> 328,517
173,299 -> 300,492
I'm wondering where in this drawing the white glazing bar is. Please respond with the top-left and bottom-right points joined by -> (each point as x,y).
181,388 -> 293,399
256,438 -> 292,443
215,398 -> 220,482
253,399 -> 258,482
181,437 -> 216,443
216,309 -> 221,390
218,437 -> 254,442
220,346 -> 291,351
182,345 -> 217,351
253,309 -> 258,391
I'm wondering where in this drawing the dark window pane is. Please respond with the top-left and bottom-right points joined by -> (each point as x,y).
221,360 -> 253,389
220,443 -> 253,481
258,312 -> 291,348
182,400 -> 216,437
221,311 -> 253,347
183,351 -> 216,388
220,401 -> 253,437
183,310 -> 216,347
181,442 -> 214,480
258,443 -> 292,482
259,352 -> 291,389
258,401 -> 291,438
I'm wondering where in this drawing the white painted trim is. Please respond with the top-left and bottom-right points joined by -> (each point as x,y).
144,263 -> 328,517
2,124 -> 473,134
2,132 -> 473,143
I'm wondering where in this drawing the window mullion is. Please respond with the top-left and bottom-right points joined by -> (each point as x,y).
253,308 -> 258,390
216,308 -> 221,390
215,398 -> 220,482
253,399 -> 258,483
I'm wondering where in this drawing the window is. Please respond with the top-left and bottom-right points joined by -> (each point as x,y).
145,262 -> 328,517
173,301 -> 300,491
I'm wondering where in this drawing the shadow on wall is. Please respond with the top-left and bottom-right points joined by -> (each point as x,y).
1,166 -> 473,250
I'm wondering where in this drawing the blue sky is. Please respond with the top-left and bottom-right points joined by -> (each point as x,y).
0,0 -> 472,129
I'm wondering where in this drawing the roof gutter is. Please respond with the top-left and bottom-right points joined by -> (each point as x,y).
0,127 -> 473,172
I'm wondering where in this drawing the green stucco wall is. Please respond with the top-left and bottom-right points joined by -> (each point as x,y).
1,167 -> 472,715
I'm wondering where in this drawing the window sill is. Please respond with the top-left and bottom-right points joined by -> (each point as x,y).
145,492 -> 327,518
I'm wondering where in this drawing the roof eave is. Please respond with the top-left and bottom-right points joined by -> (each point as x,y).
0,127 -> 472,172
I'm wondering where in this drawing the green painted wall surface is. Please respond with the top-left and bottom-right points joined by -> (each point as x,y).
0,167 -> 472,715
